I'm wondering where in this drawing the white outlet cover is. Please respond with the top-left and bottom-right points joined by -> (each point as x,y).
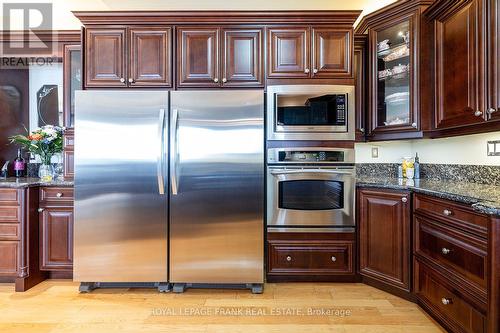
371,147 -> 379,158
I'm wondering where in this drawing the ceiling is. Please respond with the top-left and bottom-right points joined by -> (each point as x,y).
0,0 -> 397,30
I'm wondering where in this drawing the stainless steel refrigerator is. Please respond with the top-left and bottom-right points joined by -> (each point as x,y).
73,90 -> 264,293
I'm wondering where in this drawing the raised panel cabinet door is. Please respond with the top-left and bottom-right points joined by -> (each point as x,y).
177,27 -> 220,87
434,0 -> 486,128
40,207 -> 73,271
359,189 -> 411,291
354,35 -> 367,140
267,27 -> 310,78
489,0 -> 500,121
222,29 -> 263,87
312,28 -> 352,78
0,241 -> 20,276
85,28 -> 126,87
129,27 -> 172,87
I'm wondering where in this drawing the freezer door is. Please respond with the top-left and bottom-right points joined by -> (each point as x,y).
170,90 -> 264,284
74,90 -> 168,282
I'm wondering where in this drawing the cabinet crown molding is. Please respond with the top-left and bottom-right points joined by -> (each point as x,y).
73,10 -> 361,26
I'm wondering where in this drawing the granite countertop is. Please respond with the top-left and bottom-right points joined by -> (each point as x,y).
356,176 -> 500,217
0,177 -> 74,188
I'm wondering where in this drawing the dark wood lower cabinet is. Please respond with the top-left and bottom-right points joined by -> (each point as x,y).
267,231 -> 356,282
358,188 -> 411,293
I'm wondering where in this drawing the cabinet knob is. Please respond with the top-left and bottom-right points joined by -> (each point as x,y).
313,68 -> 318,74
214,78 -> 219,83
402,197 -> 408,203
222,78 -> 227,83
441,297 -> 452,305
360,128 -> 365,133
441,247 -> 451,255
331,256 -> 337,262
119,78 -> 125,83
128,78 -> 134,83
286,255 -> 292,262
411,122 -> 417,128
56,192 -> 63,198
487,108 -> 497,115
474,110 -> 483,117
443,209 -> 452,216
38,208 -> 44,213
304,68 -> 310,74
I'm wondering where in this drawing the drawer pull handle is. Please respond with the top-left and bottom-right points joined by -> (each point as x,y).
286,256 -> 292,262
401,197 -> 408,203
443,209 -> 452,216
441,297 -> 452,305
37,208 -> 44,213
441,247 -> 451,255
331,256 -> 337,262
474,110 -> 483,117
56,192 -> 63,198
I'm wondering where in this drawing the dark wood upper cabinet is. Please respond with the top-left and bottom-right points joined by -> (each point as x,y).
222,28 -> 263,87
312,28 -> 352,78
354,34 -> 367,141
129,27 -> 172,87
84,27 -> 172,88
177,27 -> 219,87
358,188 -> 411,292
267,27 -> 309,78
85,28 -> 126,87
488,0 -> 500,121
40,207 -> 73,271
63,44 -> 81,128
431,0 -> 486,129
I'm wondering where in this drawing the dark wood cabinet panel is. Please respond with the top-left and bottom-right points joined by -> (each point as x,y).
267,27 -> 309,78
129,27 -> 172,87
63,45 -> 81,128
415,259 -> 486,333
358,188 -> 411,292
354,34 -> 367,141
85,28 -> 126,87
177,27 -> 220,87
432,0 -> 486,129
0,241 -> 20,276
40,208 -> 73,271
488,0 -> 500,121
63,129 -> 74,180
312,28 -> 351,78
222,28 -> 263,87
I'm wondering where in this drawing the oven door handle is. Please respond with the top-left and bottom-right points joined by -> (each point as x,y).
269,169 -> 353,176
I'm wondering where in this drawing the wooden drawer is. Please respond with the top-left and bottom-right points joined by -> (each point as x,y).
0,206 -> 21,223
39,187 -> 74,206
0,223 -> 20,240
415,216 -> 487,293
414,194 -> 488,238
0,189 -> 20,206
415,259 -> 486,333
0,241 -> 20,276
268,238 -> 354,276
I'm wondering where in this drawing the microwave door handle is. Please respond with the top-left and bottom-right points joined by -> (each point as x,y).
157,108 -> 166,195
170,108 -> 179,195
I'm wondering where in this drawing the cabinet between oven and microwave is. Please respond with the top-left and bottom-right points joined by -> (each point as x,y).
266,85 -> 355,141
267,166 -> 355,228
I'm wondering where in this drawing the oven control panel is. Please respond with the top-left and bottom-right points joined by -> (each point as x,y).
267,148 -> 355,164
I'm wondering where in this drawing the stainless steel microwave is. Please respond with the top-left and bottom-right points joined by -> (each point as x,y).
266,85 -> 355,141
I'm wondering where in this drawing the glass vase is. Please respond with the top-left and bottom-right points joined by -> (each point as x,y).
38,164 -> 54,182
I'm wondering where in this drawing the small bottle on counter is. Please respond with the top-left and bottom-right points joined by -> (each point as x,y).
398,165 -> 403,178
414,152 -> 420,179
13,149 -> 25,178
0,161 -> 8,178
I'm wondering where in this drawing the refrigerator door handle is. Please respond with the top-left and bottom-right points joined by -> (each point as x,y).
171,108 -> 179,195
157,108 -> 166,195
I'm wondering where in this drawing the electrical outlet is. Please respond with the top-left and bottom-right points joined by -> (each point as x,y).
487,140 -> 500,156
371,147 -> 379,158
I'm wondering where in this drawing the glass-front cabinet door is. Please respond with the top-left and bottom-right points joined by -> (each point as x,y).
369,16 -> 419,138
63,45 -> 82,128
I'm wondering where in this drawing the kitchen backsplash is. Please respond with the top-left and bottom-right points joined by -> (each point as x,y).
356,163 -> 500,186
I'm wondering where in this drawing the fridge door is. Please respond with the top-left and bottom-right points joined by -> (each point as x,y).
74,90 -> 168,282
170,90 -> 264,284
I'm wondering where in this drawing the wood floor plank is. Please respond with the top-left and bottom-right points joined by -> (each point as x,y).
0,281 -> 444,332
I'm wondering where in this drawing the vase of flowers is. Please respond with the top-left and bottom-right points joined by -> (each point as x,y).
9,125 -> 64,181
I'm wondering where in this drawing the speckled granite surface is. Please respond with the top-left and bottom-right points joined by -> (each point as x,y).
356,176 -> 500,216
0,177 -> 73,188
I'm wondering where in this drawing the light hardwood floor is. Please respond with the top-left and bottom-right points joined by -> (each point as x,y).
0,280 -> 444,333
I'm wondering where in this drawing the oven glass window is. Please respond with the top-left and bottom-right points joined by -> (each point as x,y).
276,94 -> 346,126
278,180 -> 344,210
